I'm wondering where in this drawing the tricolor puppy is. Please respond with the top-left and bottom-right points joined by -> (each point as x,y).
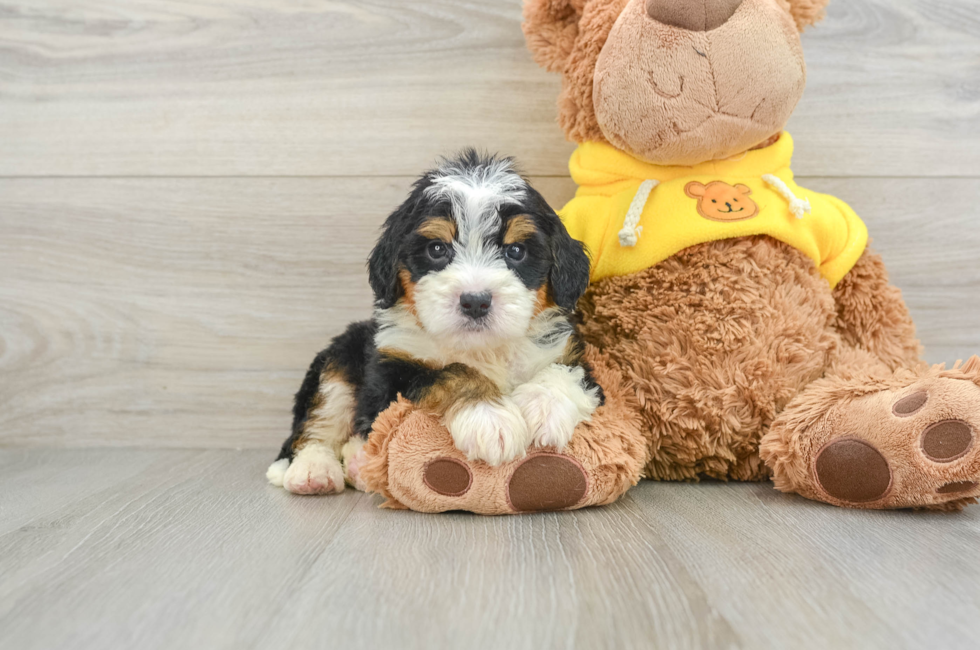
267,151 -> 603,495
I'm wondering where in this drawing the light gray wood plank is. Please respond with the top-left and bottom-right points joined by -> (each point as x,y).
1,176 -> 978,449
254,489 -> 739,650
788,0 -> 980,177
0,0 -> 977,177
0,0 -> 573,177
627,481 -> 980,650
2,449 -> 978,650
0,449 -> 364,650
0,448 -> 197,536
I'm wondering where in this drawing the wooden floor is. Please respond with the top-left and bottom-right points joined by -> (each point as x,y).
1,448 -> 979,650
2,0 -> 980,647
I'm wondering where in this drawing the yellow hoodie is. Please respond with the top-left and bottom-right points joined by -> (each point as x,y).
559,133 -> 868,287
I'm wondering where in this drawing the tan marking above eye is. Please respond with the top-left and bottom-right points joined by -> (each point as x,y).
504,215 -> 537,245
417,218 -> 456,243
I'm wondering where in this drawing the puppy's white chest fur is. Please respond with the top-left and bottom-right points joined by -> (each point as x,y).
374,304 -> 570,393
443,335 -> 567,392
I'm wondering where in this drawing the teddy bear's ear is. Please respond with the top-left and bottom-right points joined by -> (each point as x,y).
685,182 -> 707,199
781,0 -> 831,31
522,0 -> 585,73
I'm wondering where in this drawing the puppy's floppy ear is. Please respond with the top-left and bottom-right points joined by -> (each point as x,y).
368,184 -> 424,310
369,172 -> 438,309
780,0 -> 830,31
549,220 -> 592,312
367,215 -> 403,310
523,0 -> 585,73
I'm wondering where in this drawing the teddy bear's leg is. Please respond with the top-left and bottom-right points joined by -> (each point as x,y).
831,248 -> 924,372
761,348 -> 980,510
356,350 -> 648,514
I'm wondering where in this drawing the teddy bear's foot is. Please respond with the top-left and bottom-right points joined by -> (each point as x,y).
356,349 -> 647,514
361,404 -> 601,514
419,452 -> 589,512
762,357 -> 980,510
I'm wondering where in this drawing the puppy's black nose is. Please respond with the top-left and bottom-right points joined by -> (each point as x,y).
459,292 -> 492,319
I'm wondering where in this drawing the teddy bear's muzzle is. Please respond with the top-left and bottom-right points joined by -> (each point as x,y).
646,0 -> 744,31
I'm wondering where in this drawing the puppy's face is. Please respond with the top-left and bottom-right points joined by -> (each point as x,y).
369,151 -> 590,349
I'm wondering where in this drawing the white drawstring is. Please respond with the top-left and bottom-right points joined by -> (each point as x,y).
762,174 -> 811,219
618,179 -> 659,247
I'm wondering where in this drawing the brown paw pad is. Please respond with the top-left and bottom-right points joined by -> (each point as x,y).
937,481 -> 979,495
921,420 -> 974,463
423,458 -> 472,497
815,439 -> 892,504
507,454 -> 588,513
893,391 -> 928,417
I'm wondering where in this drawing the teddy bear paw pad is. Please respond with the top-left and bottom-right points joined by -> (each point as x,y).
814,439 -> 892,504
422,458 -> 473,497
507,453 -> 588,512
920,420 -> 973,462
937,481 -> 979,494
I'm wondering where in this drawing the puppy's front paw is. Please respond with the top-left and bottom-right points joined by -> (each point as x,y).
282,444 -> 345,495
513,366 -> 601,451
447,398 -> 530,466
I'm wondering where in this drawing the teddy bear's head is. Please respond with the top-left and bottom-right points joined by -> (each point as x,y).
523,0 -> 830,166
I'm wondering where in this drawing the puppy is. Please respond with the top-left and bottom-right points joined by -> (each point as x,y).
267,150 -> 603,495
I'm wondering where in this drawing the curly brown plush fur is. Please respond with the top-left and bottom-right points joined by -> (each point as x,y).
579,235 -> 980,510
579,237 -> 839,482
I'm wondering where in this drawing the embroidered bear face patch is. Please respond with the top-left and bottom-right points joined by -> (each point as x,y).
685,181 -> 759,222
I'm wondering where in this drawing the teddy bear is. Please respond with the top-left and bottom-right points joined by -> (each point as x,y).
358,0 -> 980,513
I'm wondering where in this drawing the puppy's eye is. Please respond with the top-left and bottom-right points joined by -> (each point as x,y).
505,243 -> 527,262
427,241 -> 450,261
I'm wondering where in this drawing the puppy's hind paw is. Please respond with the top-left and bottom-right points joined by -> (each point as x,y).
282,444 -> 345,495
447,398 -> 530,467
341,437 -> 369,492
266,458 -> 289,487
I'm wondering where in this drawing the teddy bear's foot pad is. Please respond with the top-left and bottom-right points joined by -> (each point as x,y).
507,454 -> 588,512
418,453 -> 589,512
423,458 -> 473,497
813,439 -> 891,504
809,370 -> 980,510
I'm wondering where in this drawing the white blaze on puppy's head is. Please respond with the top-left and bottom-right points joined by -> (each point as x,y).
416,156 -> 534,348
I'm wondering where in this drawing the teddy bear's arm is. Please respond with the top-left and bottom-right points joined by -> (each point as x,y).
832,247 -> 923,371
